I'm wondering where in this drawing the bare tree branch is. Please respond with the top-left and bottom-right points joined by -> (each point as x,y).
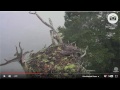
14,46 -> 19,56
18,42 -> 23,64
80,46 -> 88,58
49,18 -> 53,27
29,11 -> 54,30
19,42 -> 23,53
0,42 -> 33,66
4,59 -> 8,62
29,11 -> 36,14
0,57 -> 20,66
29,11 -> 63,45
50,30 -> 56,45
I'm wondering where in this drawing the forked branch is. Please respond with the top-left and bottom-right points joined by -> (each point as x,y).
0,42 -> 33,66
29,11 -> 54,30
29,11 -> 63,45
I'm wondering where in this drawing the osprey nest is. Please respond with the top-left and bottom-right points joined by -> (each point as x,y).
25,43 -> 90,78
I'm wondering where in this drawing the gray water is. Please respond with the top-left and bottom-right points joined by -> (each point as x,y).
0,11 -> 65,78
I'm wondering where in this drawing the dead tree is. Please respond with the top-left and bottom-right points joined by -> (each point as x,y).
29,11 -> 63,45
0,42 -> 33,71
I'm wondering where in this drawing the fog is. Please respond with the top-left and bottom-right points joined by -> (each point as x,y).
0,11 -> 65,75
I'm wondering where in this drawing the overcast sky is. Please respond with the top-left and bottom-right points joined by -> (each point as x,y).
0,11 -> 65,58
0,11 -> 65,73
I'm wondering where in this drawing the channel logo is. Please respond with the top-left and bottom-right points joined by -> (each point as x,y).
113,67 -> 119,73
107,13 -> 118,24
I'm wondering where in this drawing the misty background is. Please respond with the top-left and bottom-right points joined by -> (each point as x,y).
0,11 -> 65,74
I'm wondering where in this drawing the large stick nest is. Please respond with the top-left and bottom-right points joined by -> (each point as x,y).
25,43 -> 90,78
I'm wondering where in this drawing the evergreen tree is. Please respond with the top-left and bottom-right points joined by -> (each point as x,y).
58,11 -> 120,73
